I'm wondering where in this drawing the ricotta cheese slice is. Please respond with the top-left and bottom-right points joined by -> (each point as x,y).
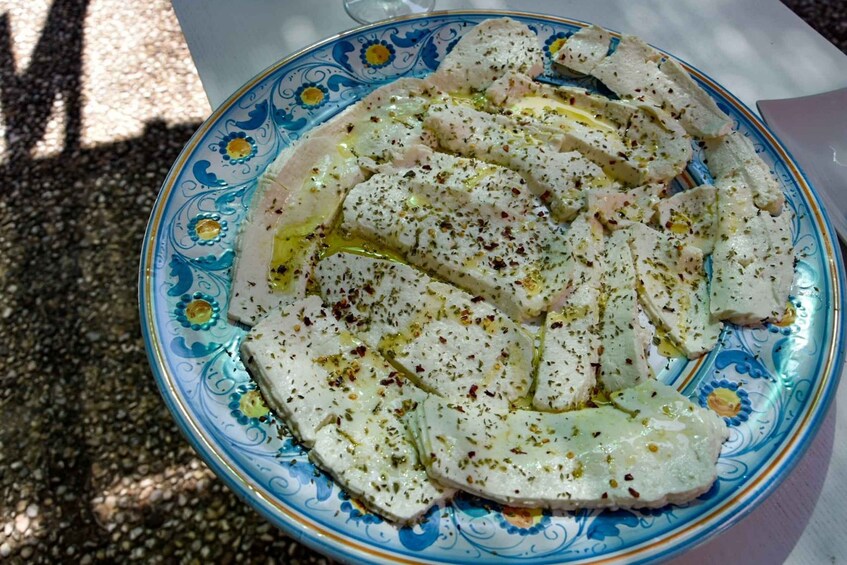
315,253 -> 533,405
598,230 -> 653,391
553,24 -> 612,75
587,184 -> 664,231
412,379 -> 728,510
341,153 -> 571,320
533,214 -> 605,412
710,173 -> 794,325
228,134 -> 364,325
591,35 -> 733,139
626,223 -> 722,358
705,131 -> 785,215
425,103 -> 610,221
241,295 -> 452,522
428,17 -> 544,93
486,74 -> 692,186
228,79 -> 438,326
656,184 -> 718,254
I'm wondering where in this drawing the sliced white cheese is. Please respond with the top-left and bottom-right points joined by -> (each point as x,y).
486,75 -> 692,185
347,78 -> 441,169
592,35 -> 732,139
598,230 -> 652,391
413,379 -> 728,510
341,153 -> 571,320
424,103 -> 609,221
228,134 -> 364,325
705,131 -> 784,215
310,396 -> 453,524
533,214 -> 604,411
553,25 -> 612,75
240,296 -> 451,522
656,184 -> 717,253
241,296 -> 396,445
315,253 -> 533,404
587,184 -> 665,231
624,101 -> 693,181
228,79 -> 440,326
626,223 -> 722,358
428,18 -> 543,93
710,173 -> 794,325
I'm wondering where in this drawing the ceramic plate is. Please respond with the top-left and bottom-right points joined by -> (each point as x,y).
140,11 -> 845,564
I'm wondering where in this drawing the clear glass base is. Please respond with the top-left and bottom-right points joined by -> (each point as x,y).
343,0 -> 436,24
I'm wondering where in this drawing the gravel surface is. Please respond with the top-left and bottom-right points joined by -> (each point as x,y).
0,0 -> 841,562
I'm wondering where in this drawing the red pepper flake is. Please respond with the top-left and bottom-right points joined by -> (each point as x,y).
439,336 -> 447,344
471,296 -> 485,303
624,473 -> 633,481
468,384 -> 478,399
468,451 -> 476,459
500,211 -> 509,219
628,487 -> 640,498
302,316 -> 312,327
415,364 -> 425,373
351,345 -> 367,357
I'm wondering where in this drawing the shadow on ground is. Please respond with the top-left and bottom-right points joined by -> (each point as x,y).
0,1 -> 327,562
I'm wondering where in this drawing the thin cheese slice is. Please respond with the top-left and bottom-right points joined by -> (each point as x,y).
710,173 -> 794,324
425,103 -> 609,221
228,134 -> 363,325
413,379 -> 728,510
310,398 -> 452,524
533,214 -> 604,411
598,230 -> 652,391
240,296 -> 451,522
428,18 -> 543,93
553,25 -> 612,75
626,223 -> 722,358
341,153 -> 571,320
587,184 -> 664,231
229,79 -> 438,325
316,253 -> 533,404
485,74 -> 692,186
592,35 -> 732,138
656,184 -> 717,253
705,131 -> 784,215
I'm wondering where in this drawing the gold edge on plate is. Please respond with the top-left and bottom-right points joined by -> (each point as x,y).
139,10 -> 845,564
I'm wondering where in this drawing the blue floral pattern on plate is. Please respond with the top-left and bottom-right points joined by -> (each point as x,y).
139,11 -> 845,564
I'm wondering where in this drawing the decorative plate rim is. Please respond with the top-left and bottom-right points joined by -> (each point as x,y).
139,10 -> 846,564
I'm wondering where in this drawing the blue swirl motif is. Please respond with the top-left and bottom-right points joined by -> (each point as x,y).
147,13 -> 838,563
399,505 -> 442,550
193,160 -> 226,187
586,509 -> 639,542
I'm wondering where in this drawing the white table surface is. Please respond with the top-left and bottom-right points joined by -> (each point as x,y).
172,1 -> 847,562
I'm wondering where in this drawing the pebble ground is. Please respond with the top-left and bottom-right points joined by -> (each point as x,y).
0,0 -> 841,562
